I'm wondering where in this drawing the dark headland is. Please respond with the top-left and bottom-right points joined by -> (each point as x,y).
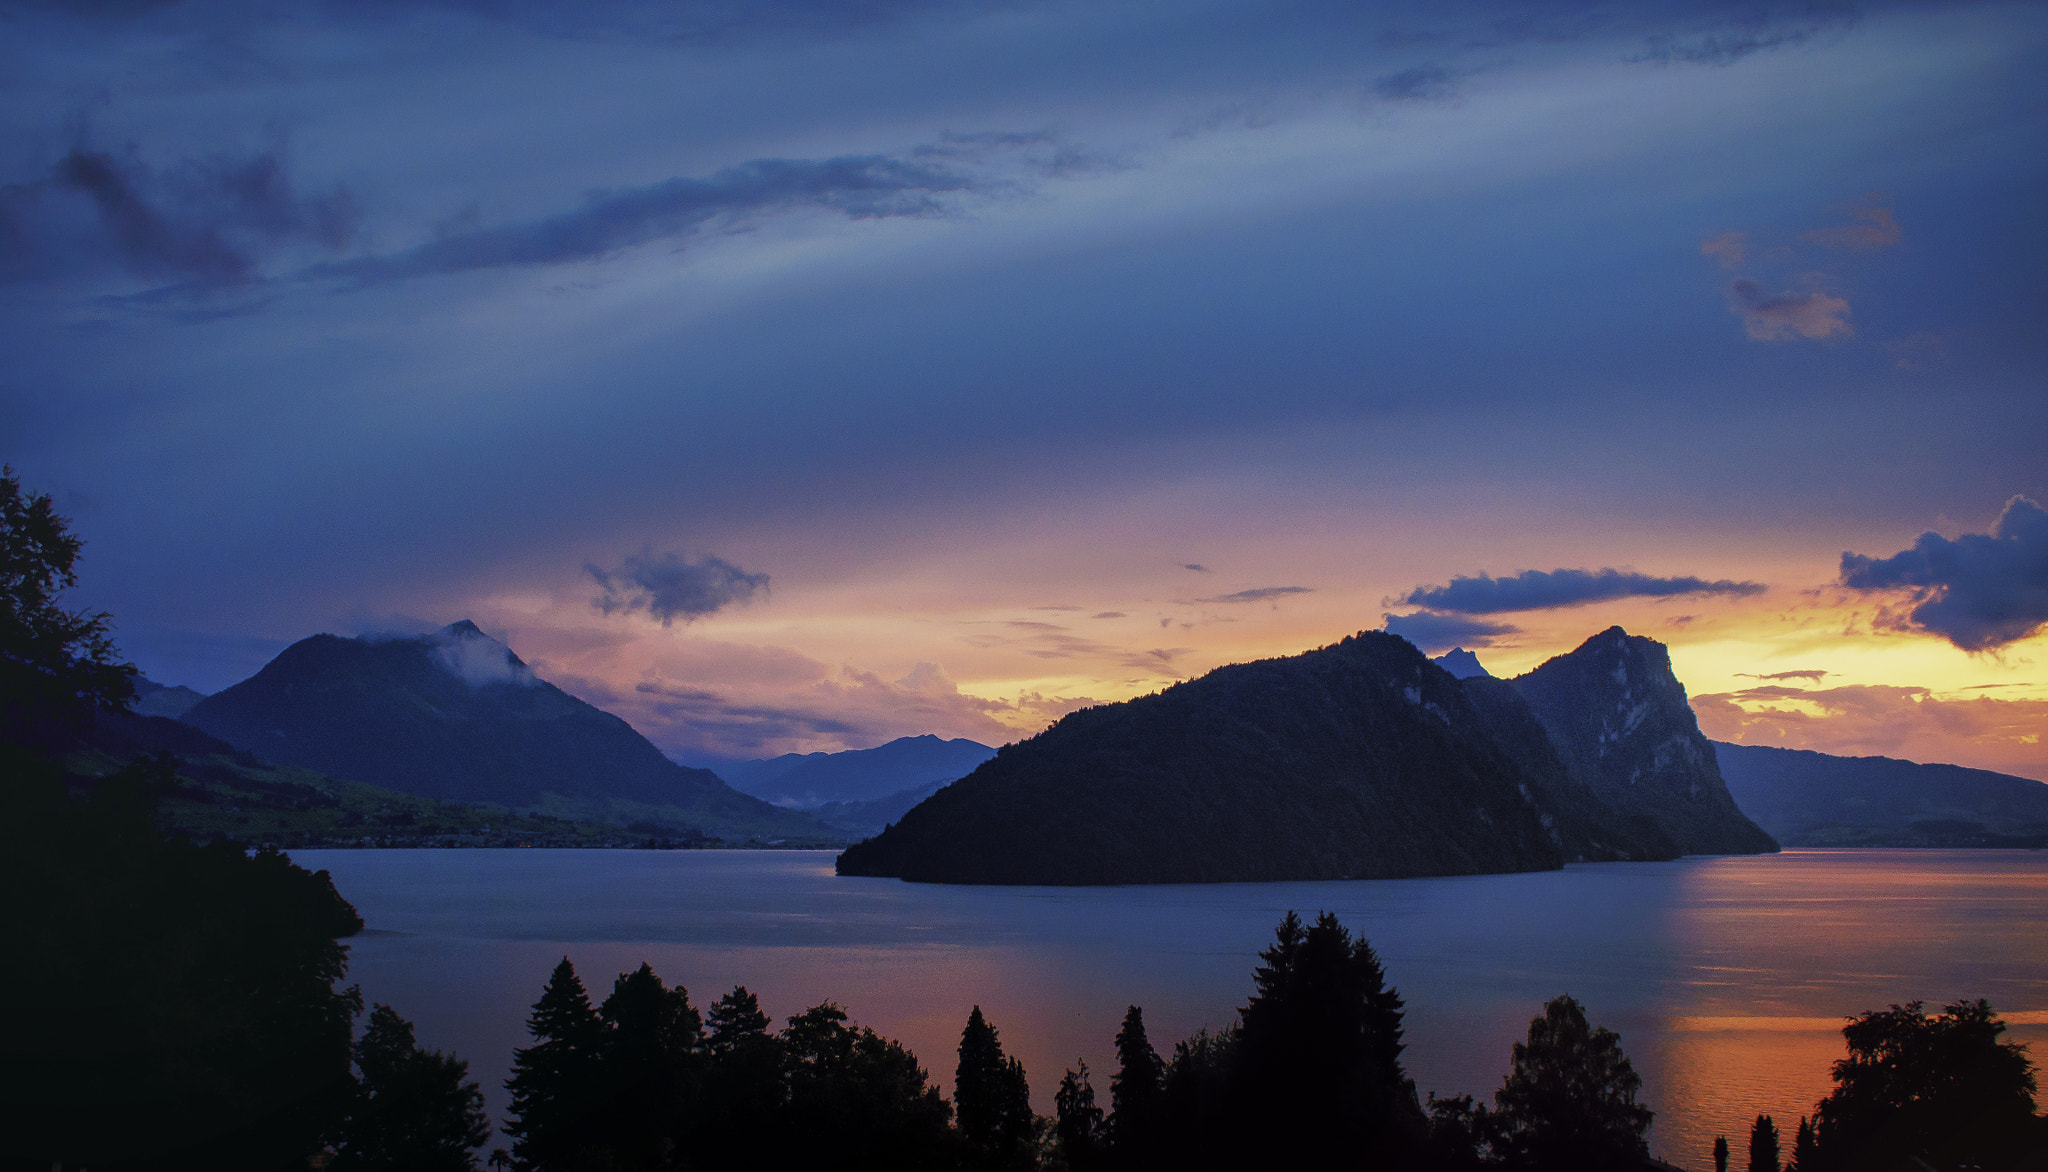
836,627 -> 1775,884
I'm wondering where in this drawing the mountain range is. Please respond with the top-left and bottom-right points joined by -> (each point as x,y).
1713,742 -> 2048,847
181,621 -> 830,840
837,627 -> 1772,885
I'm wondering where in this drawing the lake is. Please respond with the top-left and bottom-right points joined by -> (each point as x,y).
298,847 -> 2048,1168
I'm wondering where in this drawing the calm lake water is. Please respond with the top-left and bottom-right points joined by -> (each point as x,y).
298,848 -> 2048,1169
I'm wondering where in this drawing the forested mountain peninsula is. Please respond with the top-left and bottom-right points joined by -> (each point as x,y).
837,628 -> 1774,884
1714,742 -> 2048,848
839,626 -> 1769,885
183,621 -> 829,840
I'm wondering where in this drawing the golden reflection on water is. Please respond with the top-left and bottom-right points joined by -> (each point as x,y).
1646,851 -> 2048,1167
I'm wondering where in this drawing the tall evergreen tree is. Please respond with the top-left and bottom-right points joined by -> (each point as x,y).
1054,1061 -> 1105,1171
503,958 -> 606,1170
331,1004 -> 489,1172
597,963 -> 703,1168
955,1006 -> 1035,1170
1231,910 -> 1418,1167
694,986 -> 787,1168
1787,1116 -> 1819,1172
1747,1114 -> 1780,1172
1489,994 -> 1653,1172
1714,1134 -> 1730,1172
1108,1005 -> 1163,1162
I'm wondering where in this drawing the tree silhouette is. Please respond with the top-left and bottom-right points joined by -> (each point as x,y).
1747,1114 -> 1779,1172
331,1004 -> 489,1171
1489,994 -> 1653,1172
0,466 -> 135,746
1108,1005 -> 1163,1163
777,1001 -> 956,1171
1230,910 -> 1420,1167
955,1006 -> 1035,1170
1788,1116 -> 1818,1172
597,963 -> 703,1167
1054,1061 -> 1105,1171
1715,1134 -> 1729,1172
1808,999 -> 2043,1171
694,985 -> 787,1168
503,958 -> 605,1169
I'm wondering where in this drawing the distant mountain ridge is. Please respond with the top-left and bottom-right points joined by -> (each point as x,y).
837,628 -> 1768,885
182,621 -> 827,838
1712,742 -> 2048,847
716,734 -> 997,808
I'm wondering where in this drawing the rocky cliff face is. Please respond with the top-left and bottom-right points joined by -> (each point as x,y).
1509,627 -> 1777,856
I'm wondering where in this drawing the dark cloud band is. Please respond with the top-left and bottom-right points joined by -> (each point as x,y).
587,550 -> 770,626
1839,496 -> 2048,652
1382,611 -> 1520,654
1400,568 -> 1765,614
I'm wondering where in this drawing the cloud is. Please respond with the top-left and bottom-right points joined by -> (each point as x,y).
308,153 -> 978,285
1374,64 -> 1455,102
431,622 -> 539,687
1,145 -> 358,287
1399,568 -> 1766,614
1727,277 -> 1852,341
1802,196 -> 1902,252
1199,585 -> 1312,604
1699,231 -> 1747,270
1382,611 -> 1520,654
587,549 -> 770,626
1741,669 -> 1831,683
1183,563 -> 1211,573
1091,611 -> 1126,619
1838,495 -> 2048,651
1634,9 -> 1859,66
1694,683 -> 2048,783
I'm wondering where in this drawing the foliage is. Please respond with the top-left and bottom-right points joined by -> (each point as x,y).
1108,1005 -> 1164,1164
1053,1061 -> 1105,1171
1747,1114 -> 1779,1172
0,467 -> 136,744
1231,910 -> 1421,1167
1807,999 -> 2043,1172
1788,1115 -> 1819,1172
0,748 -> 364,1168
956,1006 -> 1036,1170
332,1004 -> 489,1171
1489,994 -> 1653,1172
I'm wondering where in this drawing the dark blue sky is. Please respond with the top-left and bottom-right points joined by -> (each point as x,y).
4,0 -> 2044,773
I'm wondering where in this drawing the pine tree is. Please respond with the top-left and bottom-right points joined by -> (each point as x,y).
1108,1005 -> 1163,1161
1054,1061 -> 1105,1171
1714,1135 -> 1729,1172
1747,1114 -> 1779,1172
332,1005 -> 489,1172
1489,994 -> 1653,1172
1787,1116 -> 1819,1172
1231,911 -> 1417,1167
956,1006 -> 1035,1170
597,963 -> 703,1168
503,958 -> 605,1169
694,986 -> 786,1167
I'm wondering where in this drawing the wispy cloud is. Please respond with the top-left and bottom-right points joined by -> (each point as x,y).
1699,230 -> 1747,270
1399,568 -> 1765,614
0,144 -> 357,287
587,549 -> 770,626
1802,195 -> 1901,252
1839,495 -> 2048,652
1727,277 -> 1852,341
309,154 -> 977,286
1199,585 -> 1311,604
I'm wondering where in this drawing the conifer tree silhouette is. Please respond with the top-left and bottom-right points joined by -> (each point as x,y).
1109,1005 -> 1163,1162
332,1004 -> 488,1171
503,958 -> 605,1168
1747,1114 -> 1780,1172
1054,1061 -> 1105,1171
955,1006 -> 1035,1169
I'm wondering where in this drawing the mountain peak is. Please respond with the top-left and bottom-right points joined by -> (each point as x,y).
431,620 -> 534,687
1432,648 -> 1492,680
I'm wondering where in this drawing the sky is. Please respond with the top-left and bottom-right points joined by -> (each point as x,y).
4,0 -> 2045,777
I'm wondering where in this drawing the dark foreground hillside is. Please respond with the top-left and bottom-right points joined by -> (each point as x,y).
838,631 -> 1687,884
